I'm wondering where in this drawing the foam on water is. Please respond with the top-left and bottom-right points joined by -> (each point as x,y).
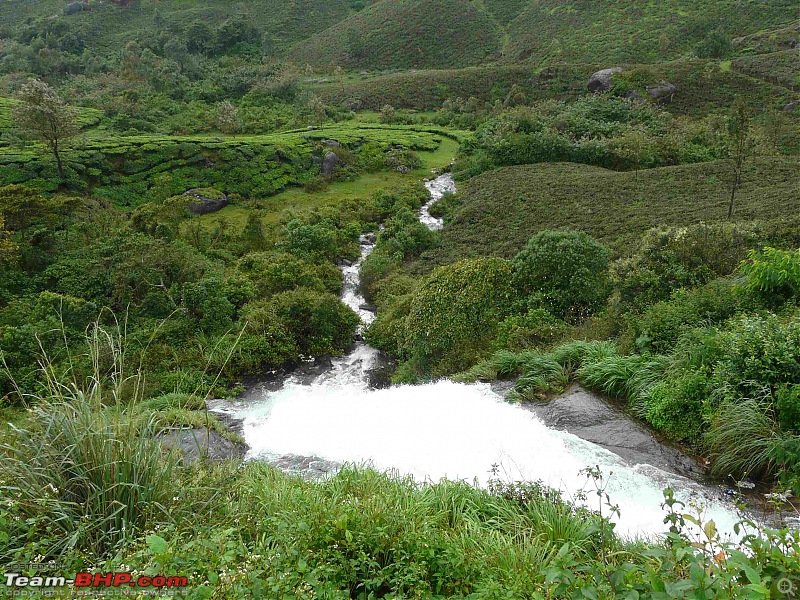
420,173 -> 457,230
236,378 -> 741,540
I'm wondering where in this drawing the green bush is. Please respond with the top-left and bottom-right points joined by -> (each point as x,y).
644,373 -> 708,444
614,222 -> 762,311
711,314 -> 800,399
739,246 -> 800,304
238,251 -> 341,296
633,278 -> 745,353
511,230 -> 611,321
267,289 -> 360,357
404,257 -> 514,370
494,308 -> 568,352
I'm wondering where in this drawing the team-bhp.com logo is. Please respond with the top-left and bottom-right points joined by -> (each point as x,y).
4,571 -> 188,592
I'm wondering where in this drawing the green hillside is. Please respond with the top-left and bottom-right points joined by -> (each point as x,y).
0,0 -> 364,52
292,0 -> 502,70
410,157 -> 800,271
505,0 -> 798,64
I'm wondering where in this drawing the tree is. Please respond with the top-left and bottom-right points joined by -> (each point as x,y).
0,215 -> 18,266
725,99 -> 754,220
13,80 -> 79,180
511,230 -> 611,320
216,101 -> 239,135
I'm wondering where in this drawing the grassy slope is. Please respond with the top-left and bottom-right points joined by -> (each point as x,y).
310,64 -> 586,110
409,157 -> 800,273
0,124 -> 451,200
291,0 -> 501,70
311,59 -> 800,114
0,97 -> 103,129
0,0 -> 359,52
192,135 -> 460,234
505,0 -> 797,65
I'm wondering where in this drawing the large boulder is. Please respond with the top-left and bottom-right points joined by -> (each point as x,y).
519,385 -> 704,477
587,68 -> 624,92
64,2 -> 90,15
184,188 -> 228,215
322,151 -> 341,176
647,82 -> 678,104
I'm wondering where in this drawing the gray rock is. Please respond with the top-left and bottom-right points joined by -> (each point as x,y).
184,189 -> 228,215
784,102 -> 798,112
646,82 -> 678,104
64,2 -> 92,16
623,90 -> 645,104
587,68 -> 624,92
523,385 -> 703,477
64,2 -> 90,15
158,427 -> 247,465
322,139 -> 341,148
359,303 -> 377,312
322,151 -> 341,176
336,258 -> 353,267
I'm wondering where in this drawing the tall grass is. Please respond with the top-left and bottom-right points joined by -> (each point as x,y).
705,398 -> 786,480
0,324 -> 189,559
233,464 -> 603,596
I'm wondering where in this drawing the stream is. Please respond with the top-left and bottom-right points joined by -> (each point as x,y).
218,172 -> 749,540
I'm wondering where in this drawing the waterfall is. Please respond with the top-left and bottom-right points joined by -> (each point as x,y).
223,173 -> 747,540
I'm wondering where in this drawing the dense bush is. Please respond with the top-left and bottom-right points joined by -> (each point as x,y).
511,230 -> 611,321
632,278 -> 746,353
403,257 -> 514,373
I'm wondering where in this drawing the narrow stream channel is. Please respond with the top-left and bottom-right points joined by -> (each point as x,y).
221,172 -> 747,540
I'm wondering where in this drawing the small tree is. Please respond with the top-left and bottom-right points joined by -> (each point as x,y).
725,99 -> 754,220
13,80 -> 78,180
216,101 -> 239,136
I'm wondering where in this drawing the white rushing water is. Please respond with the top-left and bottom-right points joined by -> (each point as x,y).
419,173 -> 457,230
228,172 -> 746,540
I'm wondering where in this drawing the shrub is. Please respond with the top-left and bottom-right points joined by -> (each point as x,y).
643,373 -> 708,444
238,252 -> 341,296
511,230 -> 610,320
739,246 -> 800,304
377,207 -> 436,260
614,223 -> 759,311
268,289 -> 360,357
405,258 -> 514,369
776,385 -> 800,433
711,314 -> 800,399
633,278 -> 744,353
494,308 -> 568,352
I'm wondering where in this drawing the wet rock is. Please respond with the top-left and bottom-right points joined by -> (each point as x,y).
272,454 -> 340,479
359,303 -> 377,312
184,188 -> 228,215
158,427 -> 247,465
360,233 -> 376,245
322,151 -> 341,176
523,385 -> 704,478
588,68 -> 624,92
336,258 -> 354,267
647,82 -> 678,104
